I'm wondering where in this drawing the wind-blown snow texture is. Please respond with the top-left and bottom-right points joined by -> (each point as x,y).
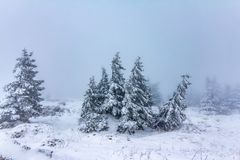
0,100 -> 240,160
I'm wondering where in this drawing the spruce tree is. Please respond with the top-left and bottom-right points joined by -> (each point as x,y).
79,77 -> 108,133
200,78 -> 222,114
117,90 -> 139,135
81,77 -> 99,116
2,49 -> 44,123
230,87 -> 240,111
221,85 -> 234,114
117,57 -> 153,134
97,68 -> 110,109
153,75 -> 191,131
222,86 -> 240,113
103,53 -> 125,118
127,57 -> 153,107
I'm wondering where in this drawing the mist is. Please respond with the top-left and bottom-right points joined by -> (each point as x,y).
0,0 -> 240,100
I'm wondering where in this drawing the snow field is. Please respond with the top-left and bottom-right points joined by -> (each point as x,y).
0,101 -> 240,160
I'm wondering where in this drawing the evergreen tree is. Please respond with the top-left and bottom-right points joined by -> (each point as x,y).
79,112 -> 108,133
117,91 -> 139,134
127,57 -> 153,107
117,57 -> 153,134
103,53 -> 125,118
153,75 -> 191,131
222,86 -> 240,113
2,49 -> 44,123
97,68 -> 110,109
200,78 -> 222,114
230,87 -> 240,111
81,77 -> 99,116
79,77 -> 108,133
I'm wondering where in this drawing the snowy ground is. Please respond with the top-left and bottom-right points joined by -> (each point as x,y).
0,100 -> 240,160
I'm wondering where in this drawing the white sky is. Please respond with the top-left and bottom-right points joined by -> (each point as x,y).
0,0 -> 240,100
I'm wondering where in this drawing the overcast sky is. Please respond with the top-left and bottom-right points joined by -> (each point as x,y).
0,0 -> 240,100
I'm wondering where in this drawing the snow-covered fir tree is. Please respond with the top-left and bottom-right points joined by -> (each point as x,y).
79,77 -> 108,133
1,49 -> 44,123
229,87 -> 240,111
153,75 -> 191,131
126,57 -> 152,107
97,68 -> 110,109
81,77 -> 99,115
222,86 -> 240,113
200,78 -> 222,114
117,90 -> 139,135
103,53 -> 125,118
220,85 -> 234,113
117,57 -> 153,134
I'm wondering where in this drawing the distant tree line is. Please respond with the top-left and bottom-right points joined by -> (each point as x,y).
200,77 -> 240,115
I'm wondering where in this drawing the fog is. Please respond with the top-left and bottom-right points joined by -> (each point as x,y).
0,0 -> 240,100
